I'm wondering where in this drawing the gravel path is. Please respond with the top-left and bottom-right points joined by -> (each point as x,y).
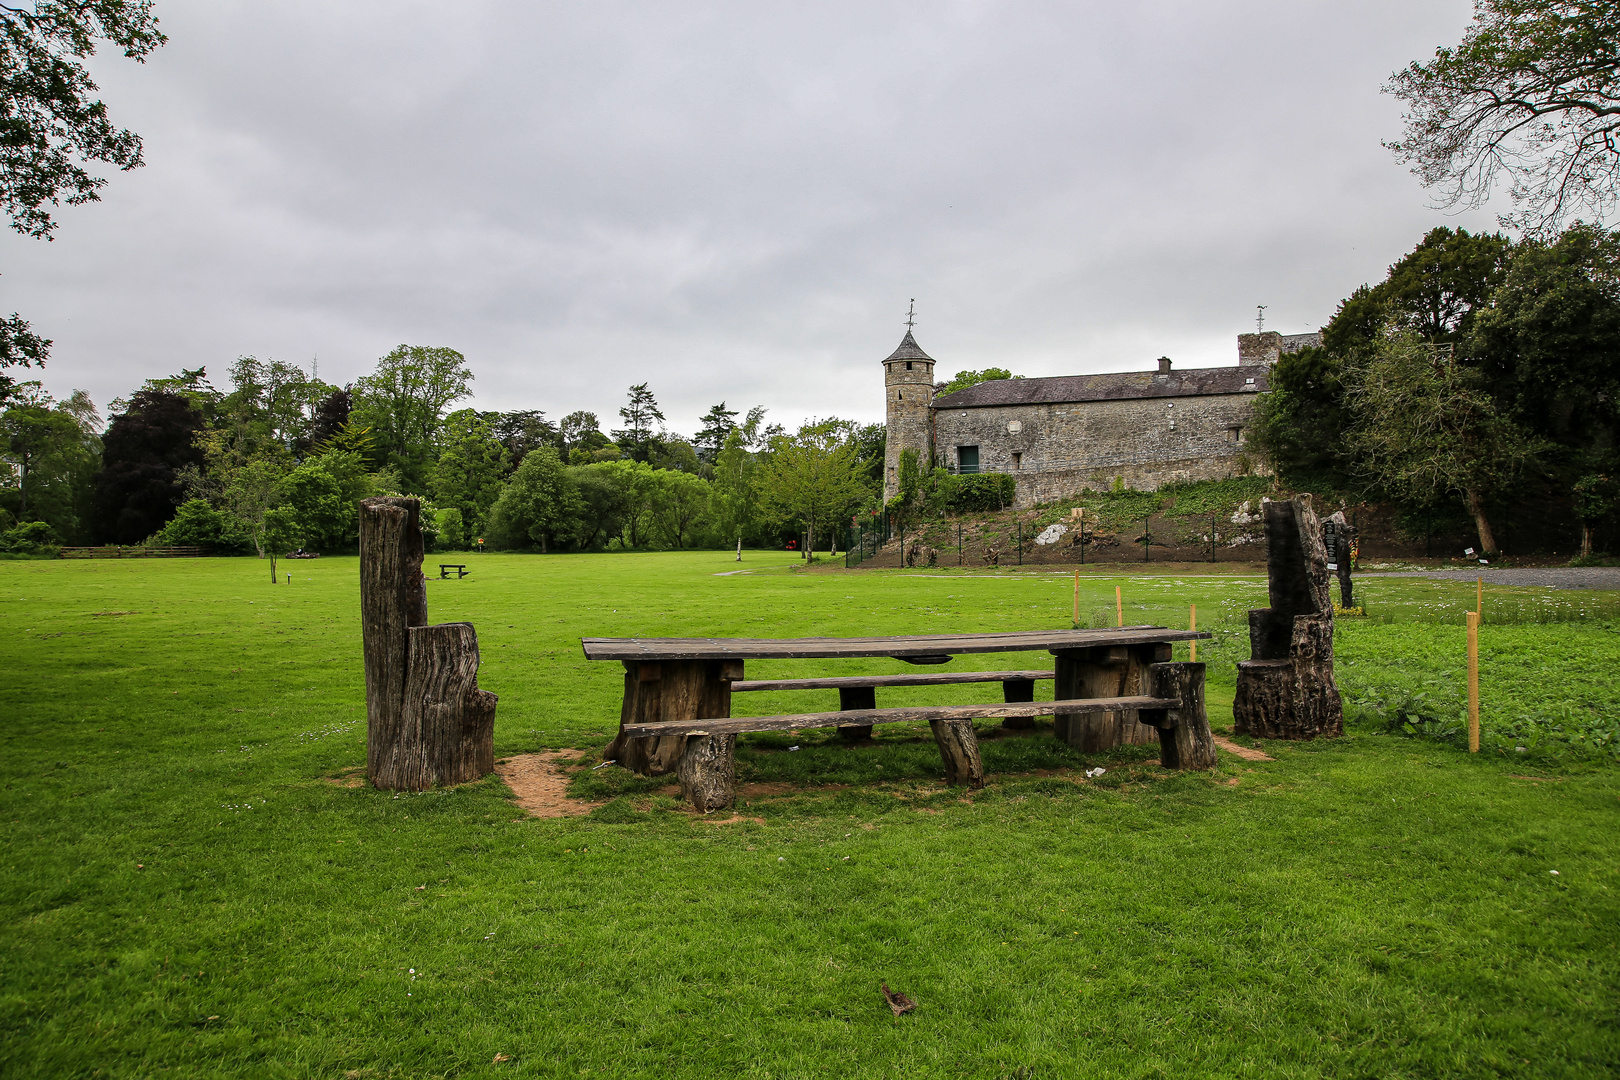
1361,566 -> 1620,590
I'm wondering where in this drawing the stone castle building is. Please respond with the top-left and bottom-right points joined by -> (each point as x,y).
881,328 -> 1320,507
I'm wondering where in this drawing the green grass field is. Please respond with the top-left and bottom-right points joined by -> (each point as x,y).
4,552 -> 1618,1078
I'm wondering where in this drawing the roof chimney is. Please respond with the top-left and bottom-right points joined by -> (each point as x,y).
1157,356 -> 1172,375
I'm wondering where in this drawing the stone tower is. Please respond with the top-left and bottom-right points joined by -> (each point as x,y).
882,329 -> 936,501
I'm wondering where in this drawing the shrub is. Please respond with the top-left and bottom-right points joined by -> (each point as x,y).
0,520 -> 57,554
157,498 -> 224,548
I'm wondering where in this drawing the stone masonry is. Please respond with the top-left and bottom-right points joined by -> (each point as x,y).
880,327 -> 1317,509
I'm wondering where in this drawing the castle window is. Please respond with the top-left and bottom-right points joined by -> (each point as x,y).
1012,452 -> 1022,470
957,445 -> 980,474
1230,426 -> 1245,443
905,361 -> 912,370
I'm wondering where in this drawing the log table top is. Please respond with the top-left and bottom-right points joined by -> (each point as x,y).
580,625 -> 1209,663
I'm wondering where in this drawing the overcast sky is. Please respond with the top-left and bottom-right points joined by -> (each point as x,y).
4,0 -> 1503,434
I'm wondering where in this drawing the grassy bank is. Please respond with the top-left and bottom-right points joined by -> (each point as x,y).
3,552 -> 1617,1077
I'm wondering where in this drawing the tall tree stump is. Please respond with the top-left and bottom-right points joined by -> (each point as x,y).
360,497 -> 497,790
1232,496 -> 1343,740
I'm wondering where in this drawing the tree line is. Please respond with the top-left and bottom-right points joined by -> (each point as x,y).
0,346 -> 902,557
1251,223 -> 1620,558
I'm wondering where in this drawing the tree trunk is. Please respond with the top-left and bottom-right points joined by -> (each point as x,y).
1148,662 -> 1217,770
1052,643 -> 1165,751
1464,488 -> 1498,556
1581,522 -> 1595,558
1000,677 -> 1036,730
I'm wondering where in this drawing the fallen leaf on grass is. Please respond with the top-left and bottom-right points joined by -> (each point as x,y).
493,1053 -> 512,1063
881,983 -> 916,1016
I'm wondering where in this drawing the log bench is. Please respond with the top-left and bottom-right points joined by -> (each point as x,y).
583,628 -> 1217,812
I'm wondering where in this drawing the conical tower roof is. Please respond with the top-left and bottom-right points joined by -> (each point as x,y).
884,330 -> 933,362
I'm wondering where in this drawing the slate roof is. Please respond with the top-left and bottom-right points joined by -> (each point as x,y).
884,331 -> 934,362
930,365 -> 1267,409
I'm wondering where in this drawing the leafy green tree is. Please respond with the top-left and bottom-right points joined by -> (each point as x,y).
0,1 -> 165,367
492,409 -> 558,472
1386,0 -> 1620,234
0,382 -> 85,521
759,419 -> 866,558
694,402 -> 739,463
281,463 -> 346,551
435,506 -> 466,551
649,469 -> 712,548
711,428 -> 760,546
351,345 -> 473,491
217,458 -> 288,559
611,383 -> 664,463
220,356 -> 330,458
598,458 -> 659,547
429,408 -> 508,535
938,368 -> 1018,397
559,410 -> 609,459
571,463 -> 629,549
1347,332 -> 1546,555
1472,224 -> 1620,451
1249,346 -> 1356,489
486,447 -> 582,552
261,505 -> 303,583
1571,470 -> 1616,557
157,498 -> 225,547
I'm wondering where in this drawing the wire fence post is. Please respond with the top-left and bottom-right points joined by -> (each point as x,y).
1466,610 -> 1480,752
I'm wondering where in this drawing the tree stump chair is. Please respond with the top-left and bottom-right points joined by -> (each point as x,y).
360,496 -> 497,790
1232,495 -> 1343,740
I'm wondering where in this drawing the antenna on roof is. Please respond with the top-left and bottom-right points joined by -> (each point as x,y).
905,299 -> 917,331
1256,305 -> 1267,333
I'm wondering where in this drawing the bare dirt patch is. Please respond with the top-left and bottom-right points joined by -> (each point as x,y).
495,752 -> 605,818
325,767 -> 366,788
1214,736 -> 1273,761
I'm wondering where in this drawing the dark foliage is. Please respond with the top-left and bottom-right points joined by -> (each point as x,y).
307,388 -> 351,450
91,389 -> 204,544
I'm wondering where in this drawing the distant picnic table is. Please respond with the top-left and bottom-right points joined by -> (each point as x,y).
581,626 -> 1215,810
438,564 -> 470,579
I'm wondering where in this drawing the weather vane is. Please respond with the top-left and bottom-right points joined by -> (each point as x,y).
1256,305 -> 1267,333
905,299 -> 917,331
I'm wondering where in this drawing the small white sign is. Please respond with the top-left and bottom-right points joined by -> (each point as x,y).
1327,563 -> 1338,571
1464,547 -> 1475,555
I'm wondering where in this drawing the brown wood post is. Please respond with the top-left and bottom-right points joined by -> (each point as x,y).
1149,662 -> 1217,770
929,718 -> 984,789
1000,677 -> 1036,729
838,686 -> 876,741
679,728 -> 737,811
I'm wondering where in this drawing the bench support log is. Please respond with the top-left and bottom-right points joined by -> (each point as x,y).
678,732 -> 736,811
929,718 -> 985,789
1000,677 -> 1036,729
607,659 -> 733,776
1146,662 -> 1217,770
838,686 -> 875,741
1053,643 -> 1167,752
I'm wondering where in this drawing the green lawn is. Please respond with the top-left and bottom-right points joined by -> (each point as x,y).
3,552 -> 1618,1078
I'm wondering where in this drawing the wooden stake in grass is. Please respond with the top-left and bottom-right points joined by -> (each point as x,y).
1189,604 -> 1197,662
1466,610 -> 1480,753
1073,570 -> 1080,628
1477,575 -> 1483,624
1116,585 -> 1123,628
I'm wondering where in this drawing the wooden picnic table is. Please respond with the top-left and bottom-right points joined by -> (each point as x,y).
583,626 -> 1215,809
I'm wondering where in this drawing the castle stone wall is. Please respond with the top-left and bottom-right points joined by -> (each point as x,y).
933,391 -> 1263,507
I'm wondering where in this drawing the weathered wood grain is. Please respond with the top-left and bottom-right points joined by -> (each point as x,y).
930,718 -> 985,788
606,659 -> 732,775
678,731 -> 736,811
403,622 -> 498,788
581,626 -> 1208,662
1150,661 -> 1217,769
837,685 -> 876,742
